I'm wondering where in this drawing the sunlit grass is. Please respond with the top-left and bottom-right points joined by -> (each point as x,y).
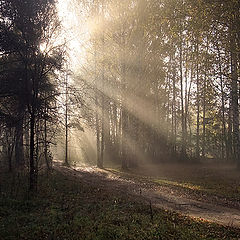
104,164 -> 240,201
153,179 -> 203,191
1,170 -> 240,240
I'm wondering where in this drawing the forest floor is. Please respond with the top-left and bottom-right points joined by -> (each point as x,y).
1,161 -> 240,239
56,161 -> 240,228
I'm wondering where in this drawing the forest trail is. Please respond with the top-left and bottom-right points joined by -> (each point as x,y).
54,162 -> 240,228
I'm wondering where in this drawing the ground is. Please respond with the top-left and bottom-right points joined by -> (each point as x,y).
56,161 -> 240,227
1,161 -> 240,239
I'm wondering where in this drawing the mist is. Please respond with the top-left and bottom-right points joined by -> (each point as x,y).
55,0 -> 240,169
1,0 -> 240,239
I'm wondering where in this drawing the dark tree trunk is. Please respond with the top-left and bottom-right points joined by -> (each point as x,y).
195,38 -> 200,160
65,74 -> 69,166
99,94 -> 105,169
217,46 -> 227,160
202,69 -> 207,159
230,31 -> 240,166
29,113 -> 37,192
121,108 -> 128,170
96,109 -> 101,167
15,117 -> 24,166
179,38 -> 186,160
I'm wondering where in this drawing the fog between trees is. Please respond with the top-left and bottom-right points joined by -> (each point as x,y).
0,0 -> 240,190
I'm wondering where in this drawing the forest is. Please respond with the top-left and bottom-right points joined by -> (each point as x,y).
1,0 -> 240,239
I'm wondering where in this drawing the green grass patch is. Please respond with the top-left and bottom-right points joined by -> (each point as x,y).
152,175 -> 240,201
0,170 -> 240,240
106,165 -> 240,201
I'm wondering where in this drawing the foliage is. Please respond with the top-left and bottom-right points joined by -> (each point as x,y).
75,0 -> 240,166
0,0 -> 66,187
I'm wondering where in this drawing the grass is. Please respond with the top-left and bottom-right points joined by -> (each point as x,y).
153,178 -> 203,191
105,163 -> 240,201
0,169 -> 240,240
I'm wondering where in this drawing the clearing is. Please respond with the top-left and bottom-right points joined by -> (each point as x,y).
1,161 -> 240,239
56,161 -> 240,228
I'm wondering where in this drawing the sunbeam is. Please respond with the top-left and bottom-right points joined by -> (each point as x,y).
1,0 -> 240,238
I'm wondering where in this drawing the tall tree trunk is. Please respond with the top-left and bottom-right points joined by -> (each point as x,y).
93,10 -> 101,167
196,39 -> 200,160
15,117 -> 24,167
184,63 -> 188,157
171,58 -> 177,156
44,117 -> 50,170
104,99 -> 111,163
65,74 -> 69,166
120,16 -> 128,170
6,129 -> 14,172
15,102 -> 24,167
99,94 -> 104,169
202,39 -> 209,159
217,46 -> 227,160
121,74 -> 128,170
230,28 -> 240,166
96,107 -> 101,167
99,3 -> 105,169
29,112 -> 37,192
179,37 -> 186,159
202,69 -> 207,159
227,100 -> 233,161
44,100 -> 50,170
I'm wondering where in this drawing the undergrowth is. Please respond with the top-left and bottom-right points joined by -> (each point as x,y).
0,169 -> 240,240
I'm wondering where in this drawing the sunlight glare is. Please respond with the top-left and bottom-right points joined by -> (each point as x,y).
57,0 -> 90,70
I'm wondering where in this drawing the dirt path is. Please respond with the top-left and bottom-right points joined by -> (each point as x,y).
54,162 -> 240,228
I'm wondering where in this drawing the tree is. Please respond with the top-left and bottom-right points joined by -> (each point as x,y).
72,0 -> 240,167
0,0 -> 65,191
